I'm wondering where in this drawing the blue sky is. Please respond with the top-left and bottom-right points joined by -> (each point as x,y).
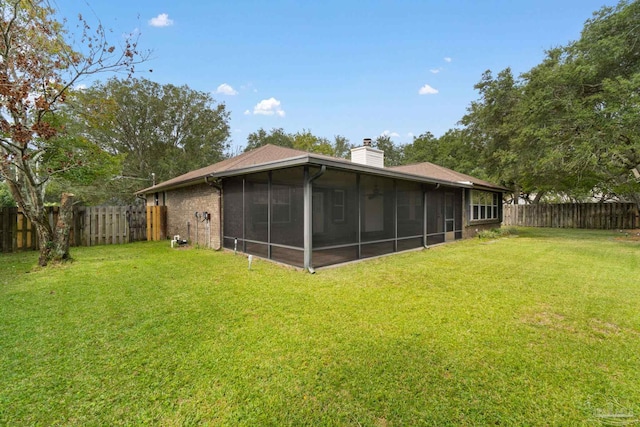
57,0 -> 619,153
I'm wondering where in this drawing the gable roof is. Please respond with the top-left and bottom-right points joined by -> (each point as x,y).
136,144 -> 508,194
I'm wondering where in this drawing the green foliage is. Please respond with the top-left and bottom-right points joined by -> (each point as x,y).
75,78 -> 231,203
373,134 -> 404,166
291,129 -> 334,155
331,134 -> 353,159
244,128 -> 353,158
0,181 -> 15,207
448,1 -> 640,206
245,127 -> 294,151
0,0 -> 148,265
403,130 -> 486,177
476,226 -> 518,239
1,229 -> 639,424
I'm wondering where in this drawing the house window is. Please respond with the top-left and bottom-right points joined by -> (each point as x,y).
397,190 -> 422,221
251,183 -> 268,223
271,185 -> 291,223
332,189 -> 345,222
471,190 -> 499,221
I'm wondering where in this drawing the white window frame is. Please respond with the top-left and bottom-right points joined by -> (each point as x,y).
471,190 -> 498,221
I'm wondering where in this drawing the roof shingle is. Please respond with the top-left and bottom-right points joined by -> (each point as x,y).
137,144 -> 507,194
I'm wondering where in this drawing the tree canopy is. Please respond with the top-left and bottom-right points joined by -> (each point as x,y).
402,0 -> 640,206
73,77 -> 231,203
244,128 -> 353,158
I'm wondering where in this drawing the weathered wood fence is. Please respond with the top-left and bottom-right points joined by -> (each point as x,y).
0,206 -> 167,253
503,202 -> 640,229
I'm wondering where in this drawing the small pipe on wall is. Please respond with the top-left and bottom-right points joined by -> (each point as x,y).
204,176 -> 223,250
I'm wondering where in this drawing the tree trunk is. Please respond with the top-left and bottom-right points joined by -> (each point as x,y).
31,193 -> 74,266
34,218 -> 54,267
532,191 -> 545,204
51,193 -> 74,263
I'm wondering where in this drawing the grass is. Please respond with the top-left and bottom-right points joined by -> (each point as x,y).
1,227 -> 639,426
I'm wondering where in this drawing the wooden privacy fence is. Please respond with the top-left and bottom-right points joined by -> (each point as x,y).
0,205 -> 158,253
503,202 -> 640,230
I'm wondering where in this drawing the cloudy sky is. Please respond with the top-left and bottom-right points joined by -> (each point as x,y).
57,0 -> 618,153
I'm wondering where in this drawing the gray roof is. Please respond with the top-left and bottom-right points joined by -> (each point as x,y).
136,144 -> 508,194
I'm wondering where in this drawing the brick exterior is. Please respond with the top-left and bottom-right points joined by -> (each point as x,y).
463,220 -> 502,238
149,183 -> 221,249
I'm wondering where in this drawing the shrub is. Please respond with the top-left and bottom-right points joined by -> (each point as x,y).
477,226 -> 517,239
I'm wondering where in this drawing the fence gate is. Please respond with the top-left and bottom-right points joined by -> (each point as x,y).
146,206 -> 167,241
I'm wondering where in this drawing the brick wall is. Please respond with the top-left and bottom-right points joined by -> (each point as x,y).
463,220 -> 501,238
152,183 -> 221,249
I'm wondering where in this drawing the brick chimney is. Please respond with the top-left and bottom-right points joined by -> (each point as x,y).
350,138 -> 384,168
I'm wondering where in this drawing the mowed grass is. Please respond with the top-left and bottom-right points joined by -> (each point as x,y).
1,228 -> 639,426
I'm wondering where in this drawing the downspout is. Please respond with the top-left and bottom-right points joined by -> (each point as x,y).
205,176 -> 223,250
423,183 -> 440,249
304,165 -> 326,273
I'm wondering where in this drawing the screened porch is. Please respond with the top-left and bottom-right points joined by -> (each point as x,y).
222,166 -> 463,269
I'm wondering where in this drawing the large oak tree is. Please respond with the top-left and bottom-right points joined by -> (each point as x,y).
74,77 -> 231,203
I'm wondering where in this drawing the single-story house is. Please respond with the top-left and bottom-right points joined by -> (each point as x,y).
136,140 -> 508,271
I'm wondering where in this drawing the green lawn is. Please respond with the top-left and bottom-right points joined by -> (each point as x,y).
1,228 -> 639,426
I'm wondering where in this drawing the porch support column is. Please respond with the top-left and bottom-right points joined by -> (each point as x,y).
393,180 -> 398,253
357,174 -> 361,259
423,185 -> 428,248
303,165 -> 326,272
267,171 -> 272,260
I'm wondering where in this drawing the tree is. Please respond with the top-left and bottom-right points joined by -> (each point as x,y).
291,129 -> 333,155
244,128 -> 293,151
331,135 -> 352,159
75,78 -> 230,203
460,68 -> 524,200
511,0 -> 640,206
244,128 -> 352,158
373,135 -> 404,166
403,130 -> 485,177
0,0 -> 148,265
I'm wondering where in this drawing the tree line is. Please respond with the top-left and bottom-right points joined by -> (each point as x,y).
1,0 -> 638,265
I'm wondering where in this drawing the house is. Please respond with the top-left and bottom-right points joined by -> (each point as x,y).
136,140 -> 507,271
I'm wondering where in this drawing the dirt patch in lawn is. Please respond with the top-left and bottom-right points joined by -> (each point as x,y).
614,229 -> 640,241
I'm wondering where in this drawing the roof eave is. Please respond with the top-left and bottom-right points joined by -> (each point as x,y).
135,176 -> 208,195
208,153 -> 474,189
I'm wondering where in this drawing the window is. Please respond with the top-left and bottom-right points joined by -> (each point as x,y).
332,190 -> 345,222
251,182 -> 268,223
397,190 -> 423,221
471,190 -> 499,221
271,185 -> 291,223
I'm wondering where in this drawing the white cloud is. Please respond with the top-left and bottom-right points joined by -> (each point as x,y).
430,68 -> 441,74
253,97 -> 285,117
418,84 -> 439,95
215,83 -> 238,96
444,57 -> 452,63
407,132 -> 414,138
149,13 -> 174,27
243,110 -> 251,115
381,130 -> 400,138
